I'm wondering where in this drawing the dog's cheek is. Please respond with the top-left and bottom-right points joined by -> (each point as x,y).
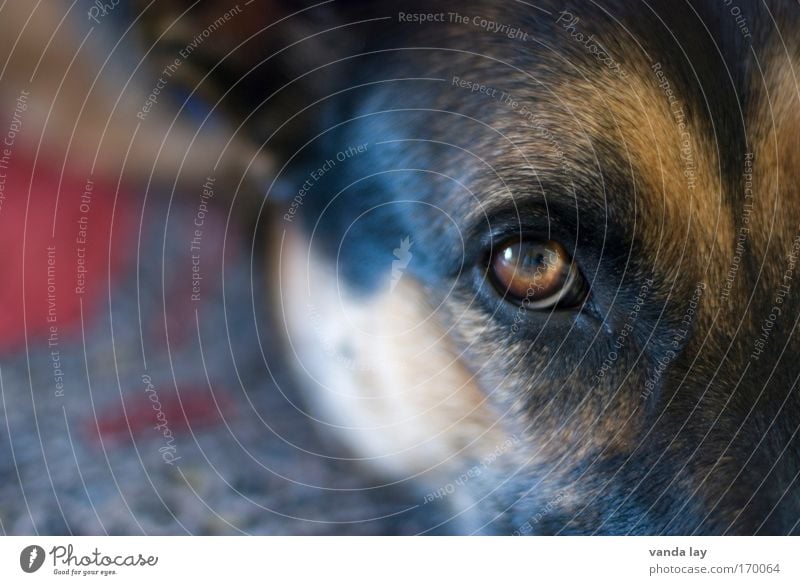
274,223 -> 510,485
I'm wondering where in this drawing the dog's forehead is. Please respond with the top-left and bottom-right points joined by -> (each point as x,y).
367,3 -> 796,245
309,1 -> 800,293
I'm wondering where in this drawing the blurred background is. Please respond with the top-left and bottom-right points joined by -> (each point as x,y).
0,0 -> 445,535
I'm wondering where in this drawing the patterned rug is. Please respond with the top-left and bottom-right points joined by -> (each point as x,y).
0,155 -> 447,535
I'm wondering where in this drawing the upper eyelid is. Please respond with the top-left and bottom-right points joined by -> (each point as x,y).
463,192 -> 551,233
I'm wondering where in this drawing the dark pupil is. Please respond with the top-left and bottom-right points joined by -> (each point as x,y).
494,241 -> 565,303
524,251 -> 547,270
517,247 -> 557,277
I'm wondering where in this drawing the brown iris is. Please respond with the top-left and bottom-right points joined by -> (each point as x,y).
490,239 -> 586,309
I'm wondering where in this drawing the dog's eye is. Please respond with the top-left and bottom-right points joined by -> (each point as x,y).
490,239 -> 587,309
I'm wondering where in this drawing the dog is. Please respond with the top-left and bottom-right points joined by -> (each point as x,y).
134,0 -> 800,534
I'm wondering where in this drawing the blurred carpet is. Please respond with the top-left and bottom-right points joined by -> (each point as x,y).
0,156 -> 447,535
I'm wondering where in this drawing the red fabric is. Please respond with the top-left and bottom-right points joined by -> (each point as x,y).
89,385 -> 236,445
0,154 -> 237,444
0,154 -> 135,352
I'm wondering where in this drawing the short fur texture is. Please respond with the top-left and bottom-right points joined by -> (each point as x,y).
141,0 -> 800,534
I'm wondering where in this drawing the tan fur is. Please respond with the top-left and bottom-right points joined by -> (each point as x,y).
747,45 -> 800,256
556,66 -> 732,289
